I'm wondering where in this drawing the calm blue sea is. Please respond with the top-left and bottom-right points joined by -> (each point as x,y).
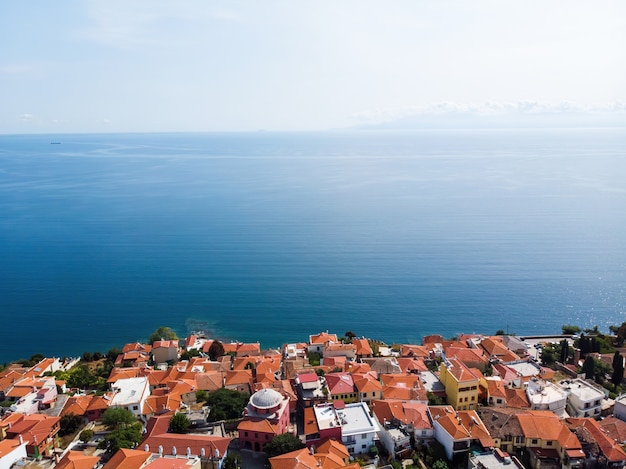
1,129 -> 625,362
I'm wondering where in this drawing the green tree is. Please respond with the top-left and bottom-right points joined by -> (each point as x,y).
205,388 -> 249,422
196,390 -> 208,402
180,348 -> 201,361
562,325 -> 582,335
208,340 -> 225,361
170,412 -> 190,434
101,407 -> 139,430
147,326 -> 178,345
559,339 -> 570,363
98,425 -> 142,454
308,352 -> 321,366
433,460 -> 449,469
540,345 -> 557,366
98,408 -> 142,453
427,392 -> 444,406
59,413 -> 84,436
223,453 -> 241,469
612,351 -> 624,387
582,356 -> 596,380
79,429 -> 94,442
264,433 -> 306,458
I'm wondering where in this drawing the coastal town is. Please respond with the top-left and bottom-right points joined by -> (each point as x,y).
2,326 -> 626,469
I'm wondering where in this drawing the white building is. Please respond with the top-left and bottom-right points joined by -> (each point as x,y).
526,379 -> 568,417
614,394 -> 626,421
558,379 -> 605,418
0,438 -> 27,469
336,402 -> 380,455
108,377 -> 151,420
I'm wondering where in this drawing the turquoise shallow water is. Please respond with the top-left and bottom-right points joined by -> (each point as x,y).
0,129 -> 625,361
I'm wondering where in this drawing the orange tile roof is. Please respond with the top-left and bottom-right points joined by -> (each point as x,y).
444,358 -> 481,383
517,410 -> 582,450
567,418 -> 626,462
238,418 -> 280,435
400,344 -> 430,358
396,358 -> 428,373
352,339 -> 373,356
142,412 -> 231,460
270,447 -> 346,469
354,375 -> 382,393
310,332 -> 339,344
224,370 -> 253,387
325,373 -> 355,395
55,451 -> 100,469
102,448 -> 151,469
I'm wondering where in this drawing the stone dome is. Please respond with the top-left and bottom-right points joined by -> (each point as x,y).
250,388 -> 283,410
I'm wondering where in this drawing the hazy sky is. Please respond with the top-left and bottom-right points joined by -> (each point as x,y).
2,1 -> 625,133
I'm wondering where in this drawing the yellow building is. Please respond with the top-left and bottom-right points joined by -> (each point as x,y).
439,358 -> 481,410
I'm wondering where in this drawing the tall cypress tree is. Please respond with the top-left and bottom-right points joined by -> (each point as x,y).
612,351 -> 624,387
582,356 -> 595,380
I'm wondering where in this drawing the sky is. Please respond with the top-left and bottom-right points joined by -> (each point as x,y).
1,1 -> 625,134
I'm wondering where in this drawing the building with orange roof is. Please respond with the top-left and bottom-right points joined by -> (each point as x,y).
566,417 -> 626,467
0,437 -> 27,468
141,411 -> 231,463
152,340 -> 179,364
269,439 -> 354,469
400,344 -> 430,359
517,410 -> 585,467
238,388 -> 291,452
352,339 -> 373,359
353,374 -> 382,403
428,406 -> 494,460
323,356 -> 347,371
116,342 -> 152,367
102,447 -> 152,469
194,371 -> 224,392
445,346 -> 489,372
325,373 -> 356,403
309,332 -> 339,353
396,357 -> 428,374
323,343 -> 356,362
55,450 -> 100,469
142,392 -> 183,421
235,342 -> 261,357
380,374 -> 428,403
107,366 -> 142,384
224,370 -> 253,394
5,414 -> 61,459
479,337 -> 520,363
439,358 -> 481,410
600,416 -> 626,445
372,400 -> 433,446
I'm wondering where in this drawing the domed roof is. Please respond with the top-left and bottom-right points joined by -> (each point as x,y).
250,388 -> 283,410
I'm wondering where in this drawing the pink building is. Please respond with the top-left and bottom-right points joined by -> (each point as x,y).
238,388 -> 291,452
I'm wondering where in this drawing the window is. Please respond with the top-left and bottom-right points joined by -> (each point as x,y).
133,405 -> 138,410
531,439 -> 538,445
547,441 -> 552,446
362,434 -> 367,439
244,432 -> 248,437
362,444 -> 367,449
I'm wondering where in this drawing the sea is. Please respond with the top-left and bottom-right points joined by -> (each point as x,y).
0,129 -> 625,363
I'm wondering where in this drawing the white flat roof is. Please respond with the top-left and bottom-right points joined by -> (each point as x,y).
111,377 -> 148,406
337,403 -> 380,436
